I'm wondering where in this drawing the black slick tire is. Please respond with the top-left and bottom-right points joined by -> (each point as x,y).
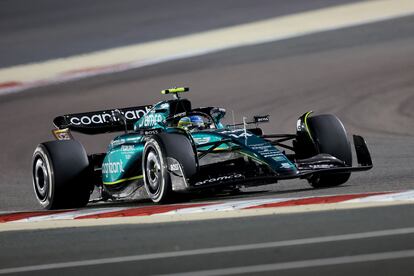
307,114 -> 352,188
32,140 -> 92,209
143,133 -> 196,203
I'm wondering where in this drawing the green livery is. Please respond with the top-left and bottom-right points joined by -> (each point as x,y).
32,87 -> 373,209
100,95 -> 296,190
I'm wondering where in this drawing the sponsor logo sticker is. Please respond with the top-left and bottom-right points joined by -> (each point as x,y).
221,129 -> 253,139
111,139 -> 125,147
121,145 -> 134,151
169,163 -> 181,171
280,162 -> 293,169
139,113 -> 164,128
193,137 -> 211,144
69,106 -> 152,126
195,173 -> 244,186
143,129 -> 162,135
102,160 -> 125,175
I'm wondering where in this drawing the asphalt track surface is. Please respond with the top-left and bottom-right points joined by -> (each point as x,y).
1,205 -> 414,275
1,0 -> 414,274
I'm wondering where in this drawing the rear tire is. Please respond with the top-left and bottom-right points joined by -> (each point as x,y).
32,140 -> 92,209
307,114 -> 352,188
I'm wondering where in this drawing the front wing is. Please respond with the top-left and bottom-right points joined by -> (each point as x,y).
183,135 -> 372,190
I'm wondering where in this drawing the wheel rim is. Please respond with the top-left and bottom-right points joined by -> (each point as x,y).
34,156 -> 49,201
146,150 -> 162,194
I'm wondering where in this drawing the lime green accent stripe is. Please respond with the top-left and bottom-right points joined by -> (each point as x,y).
213,148 -> 229,152
304,111 -> 314,142
161,87 -> 189,94
103,175 -> 143,185
238,151 -> 267,165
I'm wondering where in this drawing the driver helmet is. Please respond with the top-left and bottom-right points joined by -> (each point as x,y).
189,115 -> 205,130
177,116 -> 191,129
178,115 -> 205,131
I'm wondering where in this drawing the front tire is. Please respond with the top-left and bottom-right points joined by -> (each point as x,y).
32,140 -> 92,209
307,114 -> 352,188
142,136 -> 173,203
143,132 -> 197,203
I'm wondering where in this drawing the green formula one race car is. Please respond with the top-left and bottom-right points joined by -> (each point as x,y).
32,87 -> 373,209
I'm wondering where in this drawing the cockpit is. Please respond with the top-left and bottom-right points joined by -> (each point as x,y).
167,111 -> 217,131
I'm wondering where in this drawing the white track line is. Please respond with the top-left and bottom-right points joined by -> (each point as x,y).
161,250 -> 414,276
160,198 -> 297,215
344,190 -> 414,203
1,227 -> 414,274
1,0 -> 414,94
13,207 -> 129,223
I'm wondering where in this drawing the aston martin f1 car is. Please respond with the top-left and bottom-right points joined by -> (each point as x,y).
32,87 -> 373,209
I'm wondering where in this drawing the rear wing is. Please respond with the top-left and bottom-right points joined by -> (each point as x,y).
53,105 -> 152,135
